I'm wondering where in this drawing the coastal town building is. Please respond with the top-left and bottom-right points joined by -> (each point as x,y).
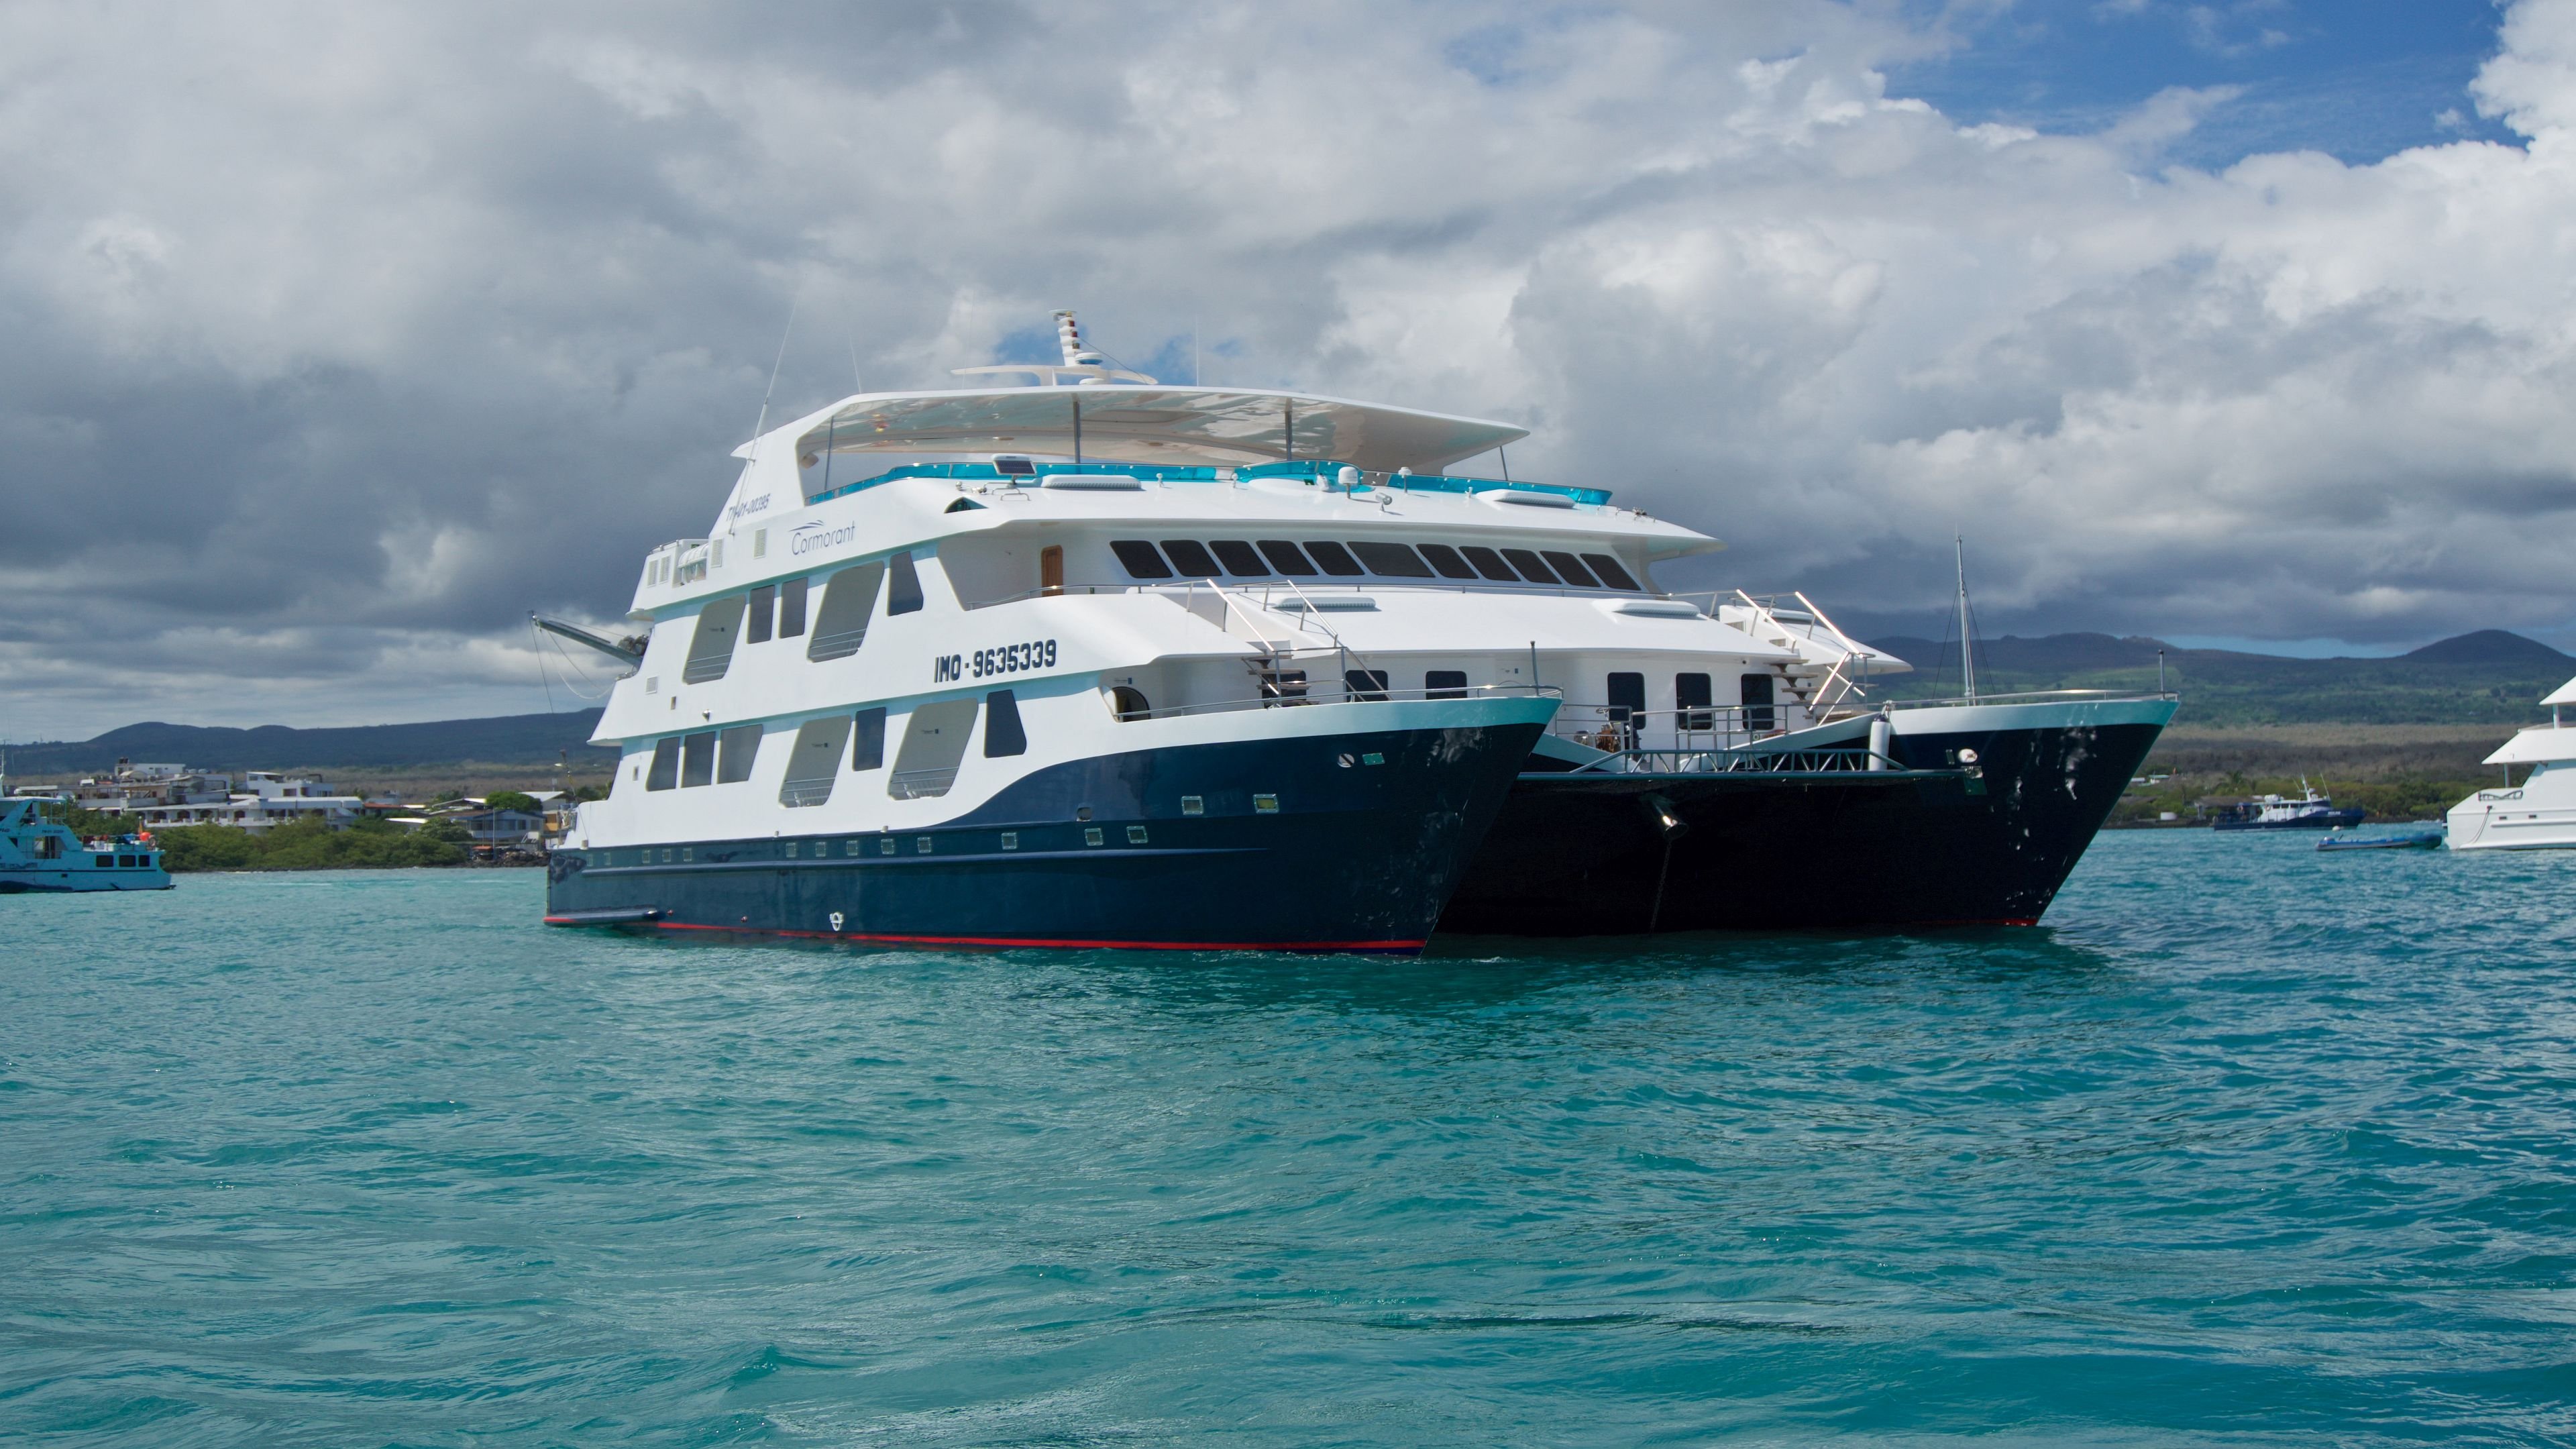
74,761 -> 366,833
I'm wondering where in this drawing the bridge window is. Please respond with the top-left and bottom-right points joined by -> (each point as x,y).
1583,554 -> 1640,590
888,551 -> 926,614
1111,540 -> 1173,578
778,576 -> 808,636
1501,549 -> 1558,584
807,561 -> 884,661
1256,540 -> 1318,575
983,690 -> 1028,757
1210,539 -> 1266,576
746,585 -> 776,643
1305,541 -> 1366,577
1161,539 -> 1223,578
716,724 -> 763,784
1543,551 -> 1599,587
646,738 -> 681,791
681,731 -> 717,788
682,595 -> 746,683
1427,669 -> 1468,699
1458,545 -> 1517,582
851,706 -> 888,771
1417,544 -> 1478,580
1349,541 -> 1432,578
779,716 -> 851,807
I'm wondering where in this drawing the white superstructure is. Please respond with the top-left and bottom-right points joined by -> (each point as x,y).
2447,675 -> 2576,849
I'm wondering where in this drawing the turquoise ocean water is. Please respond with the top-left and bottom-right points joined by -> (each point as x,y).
5,830 -> 2575,1444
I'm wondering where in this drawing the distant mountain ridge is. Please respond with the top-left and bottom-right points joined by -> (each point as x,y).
1868,630 -> 2572,673
4,710 -> 614,777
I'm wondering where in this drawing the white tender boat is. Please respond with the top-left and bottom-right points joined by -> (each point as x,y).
2446,675 -> 2576,850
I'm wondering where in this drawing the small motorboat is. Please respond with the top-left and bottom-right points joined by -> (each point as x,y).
2316,829 -> 2445,852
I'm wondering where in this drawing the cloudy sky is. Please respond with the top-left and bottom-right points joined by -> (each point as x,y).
3,0 -> 2570,739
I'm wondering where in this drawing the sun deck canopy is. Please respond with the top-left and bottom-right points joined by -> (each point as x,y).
758,385 -> 1529,476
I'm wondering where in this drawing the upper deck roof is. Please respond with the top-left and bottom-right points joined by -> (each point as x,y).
758,384 -> 1529,477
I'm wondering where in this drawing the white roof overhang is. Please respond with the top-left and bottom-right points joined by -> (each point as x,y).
748,385 -> 1530,476
2542,674 -> 2576,706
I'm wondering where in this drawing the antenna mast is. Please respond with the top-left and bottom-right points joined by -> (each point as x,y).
1955,534 -> 1978,702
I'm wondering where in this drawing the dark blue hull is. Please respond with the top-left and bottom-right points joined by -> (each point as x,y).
1440,715 -> 2169,934
545,719 -> 1545,953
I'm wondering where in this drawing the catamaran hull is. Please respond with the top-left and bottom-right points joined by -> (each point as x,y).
1440,700 -> 2174,935
545,719 -> 1546,953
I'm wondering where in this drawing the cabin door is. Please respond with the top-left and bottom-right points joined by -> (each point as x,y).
1040,545 -> 1065,596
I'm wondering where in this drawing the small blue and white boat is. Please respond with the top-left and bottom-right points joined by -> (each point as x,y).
0,796 -> 172,892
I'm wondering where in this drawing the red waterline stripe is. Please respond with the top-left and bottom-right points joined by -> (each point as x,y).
547,916 -> 1426,953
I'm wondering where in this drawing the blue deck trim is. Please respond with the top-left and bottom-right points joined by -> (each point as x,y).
805,461 -> 1613,508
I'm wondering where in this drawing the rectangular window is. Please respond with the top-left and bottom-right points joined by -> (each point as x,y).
1000,830 -> 1019,850
746,585 -> 776,643
1418,544 -> 1478,580
1181,795 -> 1205,815
1607,672 -> 1646,745
1583,554 -> 1641,590
1111,540 -> 1173,578
778,576 -> 808,636
888,551 -> 926,614
1542,551 -> 1599,587
717,724 -> 763,783
1458,545 -> 1518,582
1426,669 -> 1468,699
851,706 -> 888,771
784,840 -> 798,858
682,731 -> 717,788
1676,673 -> 1715,730
1085,826 -> 1105,846
1127,825 -> 1149,845
916,837 -> 932,854
1254,793 -> 1279,813
1501,548 -> 1558,584
879,838 -> 895,855
1210,540 -> 1266,576
780,716 -> 851,807
983,690 -> 1028,757
1305,540 -> 1366,576
1161,540 -> 1223,578
1741,673 -> 1776,733
1345,669 -> 1390,701
682,594 -> 747,683
889,698 -> 976,799
646,737 -> 682,791
1256,540 -> 1318,576
753,529 -> 767,559
1349,541 -> 1433,577
807,561 -> 884,661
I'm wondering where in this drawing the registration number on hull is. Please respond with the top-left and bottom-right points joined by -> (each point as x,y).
934,639 -> 1058,683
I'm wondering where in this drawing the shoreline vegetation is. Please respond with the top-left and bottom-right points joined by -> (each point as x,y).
50,806 -> 476,872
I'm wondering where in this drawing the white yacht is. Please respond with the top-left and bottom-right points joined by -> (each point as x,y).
2446,675 -> 2576,850
546,313 -> 2176,944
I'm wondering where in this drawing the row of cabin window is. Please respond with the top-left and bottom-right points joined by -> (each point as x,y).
682,552 -> 927,684
1324,668 -> 1776,729
1109,537 -> 1641,591
642,690 -> 1029,793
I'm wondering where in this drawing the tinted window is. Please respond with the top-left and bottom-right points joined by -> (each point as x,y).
984,690 -> 1028,757
807,562 -> 883,661
1161,539 -> 1223,578
1210,539 -> 1267,576
1305,541 -> 1366,577
1501,549 -> 1558,583
1256,540 -> 1318,576
851,706 -> 888,771
1543,551 -> 1599,587
717,723 -> 763,784
1741,673 -> 1776,733
1458,545 -> 1518,582
1427,669 -> 1468,699
1607,673 -> 1646,722
1112,540 -> 1173,578
887,551 -> 926,613
778,576 -> 808,635
1582,554 -> 1640,590
1345,669 -> 1390,701
647,737 -> 680,791
1418,544 -> 1477,580
1676,673 -> 1714,730
681,731 -> 717,788
1349,541 -> 1432,578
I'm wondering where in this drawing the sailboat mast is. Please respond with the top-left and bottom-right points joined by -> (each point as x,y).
1955,535 -> 1978,702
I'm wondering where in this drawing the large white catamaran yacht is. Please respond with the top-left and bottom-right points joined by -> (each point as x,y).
2445,674 -> 2576,850
544,313 -> 2174,944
